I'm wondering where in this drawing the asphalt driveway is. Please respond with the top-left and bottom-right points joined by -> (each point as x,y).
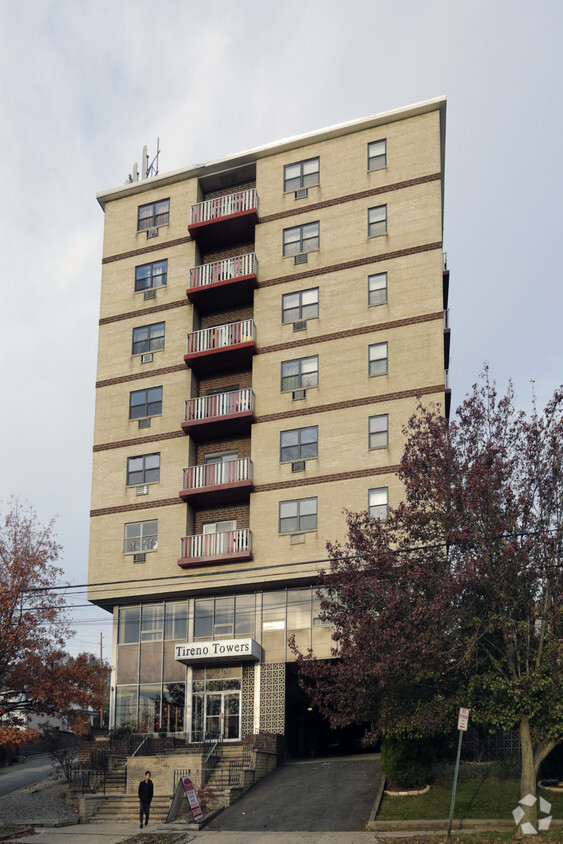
206,754 -> 382,832
0,755 -> 54,798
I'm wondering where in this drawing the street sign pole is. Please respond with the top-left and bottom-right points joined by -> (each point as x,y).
447,707 -> 470,842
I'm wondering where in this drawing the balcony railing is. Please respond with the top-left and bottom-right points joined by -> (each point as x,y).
444,308 -> 450,329
182,458 -> 253,492
445,369 -> 450,390
443,252 -> 448,271
185,389 -> 255,423
191,189 -> 257,225
179,529 -> 252,563
189,253 -> 257,291
186,319 -> 256,355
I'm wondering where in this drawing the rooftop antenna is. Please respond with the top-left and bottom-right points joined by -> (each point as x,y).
126,139 -> 161,184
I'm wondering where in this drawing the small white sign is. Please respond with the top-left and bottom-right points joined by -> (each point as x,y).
457,707 -> 470,731
174,638 -> 261,664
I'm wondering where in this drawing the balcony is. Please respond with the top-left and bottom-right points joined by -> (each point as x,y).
187,253 -> 258,313
182,389 -> 255,440
188,189 -> 258,250
184,319 -> 256,375
178,529 -> 253,568
179,458 -> 254,507
443,308 -> 451,370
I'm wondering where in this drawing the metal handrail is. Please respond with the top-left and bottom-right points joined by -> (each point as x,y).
189,253 -> 257,290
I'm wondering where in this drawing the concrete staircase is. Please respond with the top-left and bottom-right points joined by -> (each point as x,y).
85,794 -> 172,824
105,757 -> 127,793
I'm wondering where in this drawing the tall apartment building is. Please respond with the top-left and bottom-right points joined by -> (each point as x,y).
88,97 -> 450,755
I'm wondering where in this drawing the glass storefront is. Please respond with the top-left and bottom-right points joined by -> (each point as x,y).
191,666 -> 241,742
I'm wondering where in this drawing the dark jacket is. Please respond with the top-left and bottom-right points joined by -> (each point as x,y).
138,778 -> 154,803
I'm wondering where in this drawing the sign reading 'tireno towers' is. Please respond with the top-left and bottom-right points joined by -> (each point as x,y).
174,638 -> 261,664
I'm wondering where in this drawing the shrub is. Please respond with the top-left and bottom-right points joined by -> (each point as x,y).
381,736 -> 434,788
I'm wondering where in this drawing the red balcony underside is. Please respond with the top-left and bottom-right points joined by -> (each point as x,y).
179,481 -> 254,508
177,548 -> 253,569
188,209 -> 258,250
181,410 -> 255,441
184,342 -> 256,375
186,274 -> 257,314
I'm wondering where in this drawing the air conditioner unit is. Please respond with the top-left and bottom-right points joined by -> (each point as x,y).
136,485 -> 149,495
294,188 -> 308,199
141,352 -> 154,363
138,418 -> 151,429
293,320 -> 307,332
133,553 -> 146,563
144,289 -> 156,300
146,227 -> 158,238
294,253 -> 308,265
292,389 -> 306,400
292,460 -> 306,472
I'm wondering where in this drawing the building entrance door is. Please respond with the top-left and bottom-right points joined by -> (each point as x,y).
192,666 -> 242,742
204,691 -> 240,740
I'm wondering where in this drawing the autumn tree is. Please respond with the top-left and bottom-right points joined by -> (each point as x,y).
0,500 -> 105,748
293,373 -> 563,832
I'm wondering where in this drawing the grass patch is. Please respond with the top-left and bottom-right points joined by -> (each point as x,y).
378,774 -> 563,821
0,826 -> 36,840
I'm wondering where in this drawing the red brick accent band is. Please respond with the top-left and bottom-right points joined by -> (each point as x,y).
99,299 -> 188,326
254,464 -> 401,493
96,364 -> 187,389
90,497 -> 182,517
258,241 -> 443,288
93,430 -> 184,453
101,235 -> 192,265
259,172 -> 442,224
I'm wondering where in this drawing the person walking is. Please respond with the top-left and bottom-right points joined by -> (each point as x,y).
138,770 -> 154,828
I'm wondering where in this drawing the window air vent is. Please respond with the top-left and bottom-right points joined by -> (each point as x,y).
136,485 -> 149,496
133,553 -> 146,564
293,320 -> 307,332
144,289 -> 156,301
294,253 -> 308,265
295,188 -> 309,200
146,227 -> 158,238
138,418 -> 151,429
292,389 -> 306,401
141,352 -> 154,363
292,460 -> 306,472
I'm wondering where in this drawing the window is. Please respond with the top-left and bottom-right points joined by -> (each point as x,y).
282,287 -> 319,323
280,426 -> 318,462
137,199 -> 170,231
129,386 -> 162,419
284,157 -> 320,192
283,222 -> 319,257
369,342 -> 388,376
368,139 -> 387,171
194,594 -> 255,639
135,259 -> 167,292
127,453 -> 160,485
164,601 -> 188,640
369,487 -> 388,521
124,519 -> 158,553
141,605 -> 163,641
368,272 -> 388,305
369,415 -> 389,448
118,606 -> 140,643
368,205 -> 387,237
132,322 -> 165,356
279,497 -> 317,534
281,355 -> 319,391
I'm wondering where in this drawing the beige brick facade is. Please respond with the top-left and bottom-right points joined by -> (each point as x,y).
88,98 -> 450,744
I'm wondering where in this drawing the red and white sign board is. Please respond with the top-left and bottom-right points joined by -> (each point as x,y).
457,707 -> 470,731
182,775 -> 204,821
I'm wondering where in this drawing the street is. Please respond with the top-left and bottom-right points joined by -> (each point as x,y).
0,755 -> 54,798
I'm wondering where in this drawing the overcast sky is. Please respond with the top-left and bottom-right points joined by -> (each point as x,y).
1,0 -> 561,658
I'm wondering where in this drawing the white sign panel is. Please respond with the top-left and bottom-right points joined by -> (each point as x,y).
457,707 -> 470,731
174,638 -> 261,664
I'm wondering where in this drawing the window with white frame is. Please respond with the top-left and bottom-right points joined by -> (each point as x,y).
284,157 -> 320,192
135,259 -> 167,291
132,322 -> 165,355
137,199 -> 170,230
283,222 -> 319,257
129,386 -> 163,419
279,497 -> 317,534
368,205 -> 387,237
127,453 -> 160,485
368,139 -> 387,171
369,487 -> 388,521
369,415 -> 388,449
368,272 -> 388,305
282,287 -> 319,323
281,355 -> 319,391
280,426 -> 318,462
369,342 -> 388,376
124,519 -> 158,553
